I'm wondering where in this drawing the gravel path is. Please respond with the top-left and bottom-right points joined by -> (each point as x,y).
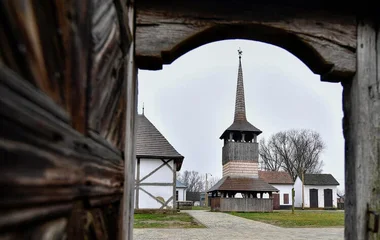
133,210 -> 343,240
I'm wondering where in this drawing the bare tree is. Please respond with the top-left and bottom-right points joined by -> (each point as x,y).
259,129 -> 325,180
337,188 -> 345,199
207,176 -> 221,189
259,138 -> 283,171
177,170 -> 204,192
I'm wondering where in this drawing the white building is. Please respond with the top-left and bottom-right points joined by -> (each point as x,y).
134,114 -> 184,209
176,180 -> 187,201
294,174 -> 339,208
259,171 -> 294,209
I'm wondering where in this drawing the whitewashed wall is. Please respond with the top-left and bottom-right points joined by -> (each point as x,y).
294,177 -> 303,207
135,158 -> 175,209
294,177 -> 338,208
272,184 -> 293,206
176,188 -> 186,201
303,185 -> 338,208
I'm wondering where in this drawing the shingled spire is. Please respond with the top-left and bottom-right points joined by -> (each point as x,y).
220,48 -> 262,140
234,49 -> 247,122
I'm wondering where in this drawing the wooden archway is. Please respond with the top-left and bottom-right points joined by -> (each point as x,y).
135,1 -> 357,82
0,1 -> 378,240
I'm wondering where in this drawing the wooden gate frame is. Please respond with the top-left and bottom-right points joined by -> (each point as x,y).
0,1 -> 378,240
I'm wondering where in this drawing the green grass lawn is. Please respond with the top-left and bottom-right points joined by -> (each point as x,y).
134,212 -> 205,228
229,210 -> 344,228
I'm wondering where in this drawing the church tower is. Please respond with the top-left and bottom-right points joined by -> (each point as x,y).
220,49 -> 262,178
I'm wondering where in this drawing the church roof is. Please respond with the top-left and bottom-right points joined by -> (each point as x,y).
208,176 -> 279,192
136,114 -> 184,164
258,171 -> 294,184
302,174 -> 339,186
176,180 -> 187,188
220,50 -> 261,139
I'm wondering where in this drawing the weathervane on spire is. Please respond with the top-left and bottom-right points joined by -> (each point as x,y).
238,48 -> 243,59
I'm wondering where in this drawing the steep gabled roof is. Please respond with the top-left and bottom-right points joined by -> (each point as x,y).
136,114 -> 184,162
302,174 -> 339,186
208,176 -> 279,192
258,171 -> 293,184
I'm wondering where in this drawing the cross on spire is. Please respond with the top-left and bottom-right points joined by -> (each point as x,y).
238,48 -> 243,59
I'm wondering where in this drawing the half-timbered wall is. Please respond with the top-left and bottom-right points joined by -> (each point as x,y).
135,158 -> 176,209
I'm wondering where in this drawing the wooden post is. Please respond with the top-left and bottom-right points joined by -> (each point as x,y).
121,1 -> 137,239
135,158 -> 140,209
342,19 -> 379,240
205,173 -> 208,207
292,188 -> 295,214
173,160 -> 177,210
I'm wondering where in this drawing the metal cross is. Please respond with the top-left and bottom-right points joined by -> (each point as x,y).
238,48 -> 243,58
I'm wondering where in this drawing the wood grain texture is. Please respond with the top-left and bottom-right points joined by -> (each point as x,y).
135,1 -> 357,82
88,0 -> 127,150
0,66 -> 123,232
0,0 -> 93,133
342,19 -> 379,240
0,0 -> 132,239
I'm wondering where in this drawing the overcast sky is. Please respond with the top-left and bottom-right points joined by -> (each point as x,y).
137,40 -> 345,191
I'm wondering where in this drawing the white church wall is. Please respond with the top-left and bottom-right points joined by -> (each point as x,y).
139,158 -> 173,183
135,158 -> 175,209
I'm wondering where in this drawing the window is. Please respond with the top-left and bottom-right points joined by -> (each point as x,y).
284,193 -> 289,204
176,190 -> 179,200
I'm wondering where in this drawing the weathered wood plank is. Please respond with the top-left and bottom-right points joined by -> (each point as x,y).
342,19 -> 379,240
0,66 -> 124,232
0,1 -> 92,133
0,1 -> 60,103
135,2 -> 357,82
88,0 -> 128,151
122,1 -> 138,238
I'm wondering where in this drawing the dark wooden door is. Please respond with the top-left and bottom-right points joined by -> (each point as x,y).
324,189 -> 333,207
309,189 -> 318,208
273,193 -> 280,210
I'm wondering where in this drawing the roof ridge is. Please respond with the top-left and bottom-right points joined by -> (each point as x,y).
136,114 -> 184,159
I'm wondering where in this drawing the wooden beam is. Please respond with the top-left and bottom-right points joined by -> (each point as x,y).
121,1 -> 137,239
161,158 -> 173,171
160,196 -> 174,209
342,19 -> 379,240
137,159 -> 171,183
135,158 -> 140,209
138,187 -> 166,207
172,162 -> 177,211
135,2 -> 357,82
139,183 -> 174,186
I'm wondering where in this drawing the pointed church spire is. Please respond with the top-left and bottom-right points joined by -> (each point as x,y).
219,48 -> 262,140
234,48 -> 247,122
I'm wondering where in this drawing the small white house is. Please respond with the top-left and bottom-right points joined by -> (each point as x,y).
294,174 -> 339,208
134,114 -> 184,209
259,171 -> 294,209
176,180 -> 187,201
